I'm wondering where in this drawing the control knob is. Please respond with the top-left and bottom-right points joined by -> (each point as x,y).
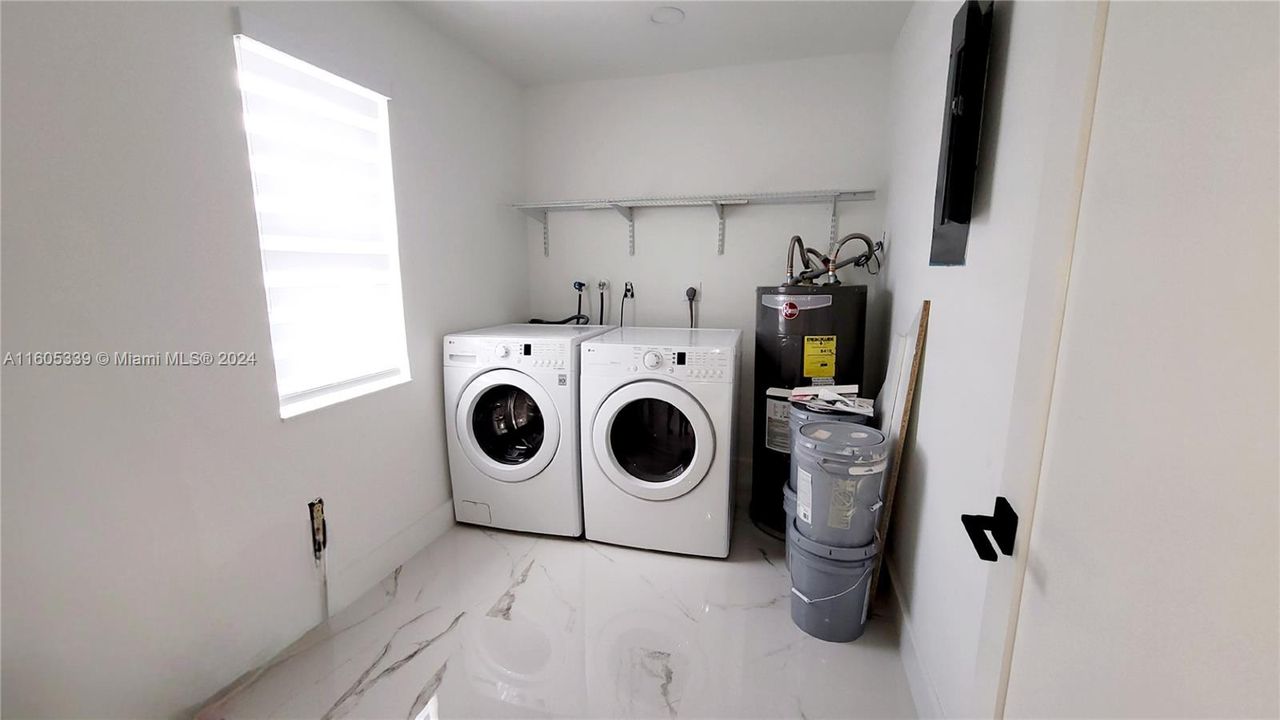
642,350 -> 663,370
495,344 -> 511,359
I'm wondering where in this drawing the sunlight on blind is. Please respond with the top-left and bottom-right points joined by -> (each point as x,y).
234,35 -> 411,418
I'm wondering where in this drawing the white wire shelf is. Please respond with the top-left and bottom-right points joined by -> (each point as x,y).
513,189 -> 877,257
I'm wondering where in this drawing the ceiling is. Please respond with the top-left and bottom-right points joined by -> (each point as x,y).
409,2 -> 913,86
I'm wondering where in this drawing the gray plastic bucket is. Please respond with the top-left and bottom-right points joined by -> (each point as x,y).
790,421 -> 890,547
787,522 -> 877,642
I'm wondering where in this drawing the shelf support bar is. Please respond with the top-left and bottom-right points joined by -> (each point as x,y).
712,202 -> 726,255
828,195 -> 840,252
520,208 -> 550,257
610,204 -> 636,256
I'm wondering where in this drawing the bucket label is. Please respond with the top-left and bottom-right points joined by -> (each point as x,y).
765,397 -> 792,453
828,478 -> 857,530
803,335 -> 837,378
797,469 -> 813,524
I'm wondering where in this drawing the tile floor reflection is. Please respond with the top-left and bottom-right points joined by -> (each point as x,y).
198,511 -> 916,719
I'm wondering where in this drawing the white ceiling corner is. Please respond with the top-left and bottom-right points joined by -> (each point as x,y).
408,1 -> 913,86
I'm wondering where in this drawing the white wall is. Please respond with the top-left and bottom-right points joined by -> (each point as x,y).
523,54 -> 892,473
0,3 -> 525,717
880,2 -> 1105,716
1004,2 -> 1280,715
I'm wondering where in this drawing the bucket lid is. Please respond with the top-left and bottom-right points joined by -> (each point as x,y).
789,519 -> 879,562
797,422 -> 888,460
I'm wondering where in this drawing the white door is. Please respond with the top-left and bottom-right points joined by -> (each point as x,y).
591,380 -> 715,501
1002,3 -> 1279,716
456,369 -> 561,483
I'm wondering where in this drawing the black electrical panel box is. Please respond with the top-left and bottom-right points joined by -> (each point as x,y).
931,0 -> 994,266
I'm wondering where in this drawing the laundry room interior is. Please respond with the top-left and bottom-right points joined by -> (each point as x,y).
1,1 -> 1277,719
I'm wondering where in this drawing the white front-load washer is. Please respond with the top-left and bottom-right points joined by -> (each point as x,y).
579,327 -> 741,557
444,323 -> 611,536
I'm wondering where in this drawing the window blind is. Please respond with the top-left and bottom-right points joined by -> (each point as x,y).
234,35 -> 411,418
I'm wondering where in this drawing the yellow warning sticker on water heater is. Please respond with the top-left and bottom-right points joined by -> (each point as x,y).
803,335 -> 837,378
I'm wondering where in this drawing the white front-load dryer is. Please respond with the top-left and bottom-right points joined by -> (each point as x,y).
579,327 -> 741,557
444,323 -> 611,536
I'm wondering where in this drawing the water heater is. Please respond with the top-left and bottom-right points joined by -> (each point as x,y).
750,284 -> 867,536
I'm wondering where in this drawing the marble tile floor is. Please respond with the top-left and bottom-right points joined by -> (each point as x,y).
198,512 -> 917,720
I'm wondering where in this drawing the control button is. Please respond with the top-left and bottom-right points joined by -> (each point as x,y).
642,350 -> 663,370
629,365 -> 637,372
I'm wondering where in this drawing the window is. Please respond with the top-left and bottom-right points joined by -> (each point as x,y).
234,35 -> 410,418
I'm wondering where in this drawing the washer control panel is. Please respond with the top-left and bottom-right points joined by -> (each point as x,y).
582,343 -> 734,382
445,337 -> 568,370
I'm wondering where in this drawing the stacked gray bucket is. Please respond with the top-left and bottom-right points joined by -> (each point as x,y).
783,417 -> 889,642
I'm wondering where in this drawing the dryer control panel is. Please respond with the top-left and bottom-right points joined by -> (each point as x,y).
581,343 -> 735,382
444,336 -> 569,370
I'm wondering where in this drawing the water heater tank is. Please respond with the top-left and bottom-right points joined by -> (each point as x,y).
750,284 -> 867,536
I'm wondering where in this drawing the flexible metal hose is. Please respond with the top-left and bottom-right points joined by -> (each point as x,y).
798,233 -> 876,283
784,235 -> 808,285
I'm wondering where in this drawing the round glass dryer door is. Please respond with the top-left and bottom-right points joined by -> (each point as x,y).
592,380 -> 714,501
457,369 -> 560,482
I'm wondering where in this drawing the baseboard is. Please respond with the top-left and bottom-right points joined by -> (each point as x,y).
888,564 -> 945,719
327,500 -> 455,615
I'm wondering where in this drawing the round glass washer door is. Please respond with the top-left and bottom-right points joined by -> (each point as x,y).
456,369 -> 560,483
591,380 -> 715,501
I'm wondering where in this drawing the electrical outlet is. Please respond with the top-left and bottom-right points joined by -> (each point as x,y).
681,282 -> 703,303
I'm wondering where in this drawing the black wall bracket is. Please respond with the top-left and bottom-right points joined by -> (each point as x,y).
962,496 -> 1017,562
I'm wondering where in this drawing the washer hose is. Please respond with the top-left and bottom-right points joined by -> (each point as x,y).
529,314 -> 590,325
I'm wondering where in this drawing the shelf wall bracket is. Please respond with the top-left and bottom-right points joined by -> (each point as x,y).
712,202 -> 726,255
520,207 -> 550,257
610,204 -> 636,256
828,196 -> 840,253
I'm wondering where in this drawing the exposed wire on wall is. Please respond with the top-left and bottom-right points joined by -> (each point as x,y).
686,286 -> 698,328
597,280 -> 607,325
